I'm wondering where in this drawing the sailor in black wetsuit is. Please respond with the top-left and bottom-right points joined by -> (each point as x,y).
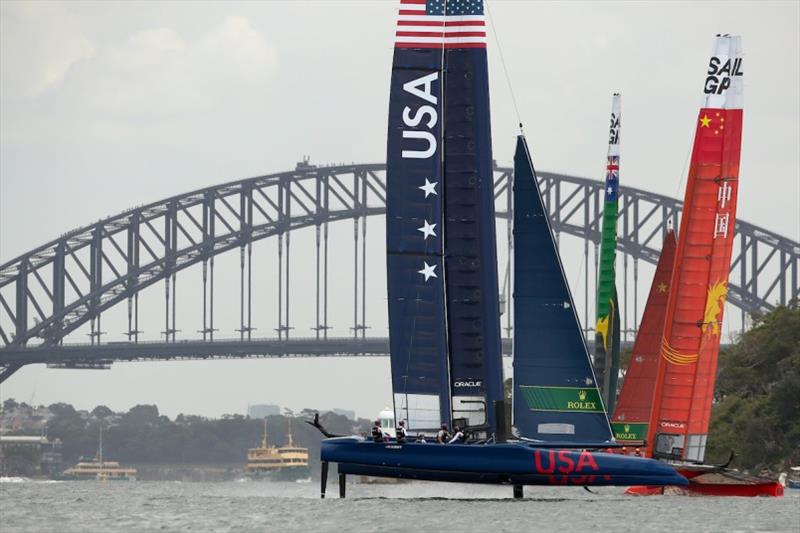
396,420 -> 407,444
448,426 -> 465,444
371,420 -> 384,442
436,423 -> 450,444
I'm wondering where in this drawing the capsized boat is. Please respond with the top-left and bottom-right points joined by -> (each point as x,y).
620,34 -> 783,497
317,0 -> 687,493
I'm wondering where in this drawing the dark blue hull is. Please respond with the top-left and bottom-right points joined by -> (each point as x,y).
322,438 -> 688,487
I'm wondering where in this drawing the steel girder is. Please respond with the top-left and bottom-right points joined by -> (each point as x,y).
0,337 -> 643,368
1,163 -> 798,361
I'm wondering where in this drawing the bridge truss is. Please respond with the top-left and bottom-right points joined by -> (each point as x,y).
1,162 -> 797,382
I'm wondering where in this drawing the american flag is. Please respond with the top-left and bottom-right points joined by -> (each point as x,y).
395,0 -> 487,49
605,156 -> 619,202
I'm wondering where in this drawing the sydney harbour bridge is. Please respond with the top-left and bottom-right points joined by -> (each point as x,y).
1,161 -> 798,383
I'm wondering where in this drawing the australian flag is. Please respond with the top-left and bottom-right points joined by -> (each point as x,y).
605,156 -> 619,202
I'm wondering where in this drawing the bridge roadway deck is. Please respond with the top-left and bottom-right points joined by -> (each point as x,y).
0,337 -> 630,367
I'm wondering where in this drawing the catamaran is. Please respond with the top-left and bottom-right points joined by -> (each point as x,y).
615,34 -> 783,497
313,0 -> 687,498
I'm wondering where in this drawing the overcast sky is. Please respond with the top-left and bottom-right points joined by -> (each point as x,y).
1,1 -> 798,420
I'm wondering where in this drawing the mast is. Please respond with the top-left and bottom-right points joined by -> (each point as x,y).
262,418 -> 268,448
287,417 -> 294,447
646,35 -> 744,462
512,135 -> 612,443
438,0 -> 504,435
611,231 -> 676,443
594,93 -> 621,414
98,424 -> 103,466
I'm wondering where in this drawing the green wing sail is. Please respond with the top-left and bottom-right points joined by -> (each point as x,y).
595,93 -> 621,413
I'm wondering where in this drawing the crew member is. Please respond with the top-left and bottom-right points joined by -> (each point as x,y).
448,426 -> 465,444
416,434 -> 427,444
436,423 -> 450,444
371,420 -> 383,442
396,420 -> 407,444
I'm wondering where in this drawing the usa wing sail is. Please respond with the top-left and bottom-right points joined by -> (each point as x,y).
388,0 -> 503,434
387,3 -> 451,432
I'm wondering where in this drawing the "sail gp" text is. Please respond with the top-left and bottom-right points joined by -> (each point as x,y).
704,56 -> 743,95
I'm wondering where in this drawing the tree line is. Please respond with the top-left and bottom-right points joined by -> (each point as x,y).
4,305 -> 797,474
1,401 -> 371,468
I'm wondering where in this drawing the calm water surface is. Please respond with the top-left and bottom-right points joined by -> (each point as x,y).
2,478 -> 798,532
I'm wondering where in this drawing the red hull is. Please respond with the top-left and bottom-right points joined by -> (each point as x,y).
626,467 -> 784,497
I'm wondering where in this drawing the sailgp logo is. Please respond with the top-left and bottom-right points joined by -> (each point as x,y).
608,112 -> 620,145
454,380 -> 483,388
704,56 -> 743,95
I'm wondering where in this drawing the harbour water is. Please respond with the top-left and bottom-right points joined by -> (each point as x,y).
2,478 -> 798,532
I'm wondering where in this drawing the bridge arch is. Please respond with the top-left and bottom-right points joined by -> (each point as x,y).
1,163 -> 797,367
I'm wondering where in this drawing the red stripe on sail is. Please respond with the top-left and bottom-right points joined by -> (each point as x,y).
395,42 -> 487,49
399,9 -> 426,15
396,31 -> 486,38
397,20 -> 486,27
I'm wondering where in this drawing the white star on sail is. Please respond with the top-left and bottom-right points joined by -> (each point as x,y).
418,262 -> 437,282
419,178 -> 438,198
417,220 -> 437,240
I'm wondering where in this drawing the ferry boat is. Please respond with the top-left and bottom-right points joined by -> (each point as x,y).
245,418 -> 310,480
59,426 -> 136,481
60,459 -> 137,481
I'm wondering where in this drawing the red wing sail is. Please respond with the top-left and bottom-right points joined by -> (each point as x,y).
611,231 -> 676,443
646,35 -> 743,462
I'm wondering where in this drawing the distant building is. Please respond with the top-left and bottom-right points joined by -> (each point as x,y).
330,408 -> 355,420
0,435 -> 62,477
0,404 -> 52,434
248,404 -> 281,418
